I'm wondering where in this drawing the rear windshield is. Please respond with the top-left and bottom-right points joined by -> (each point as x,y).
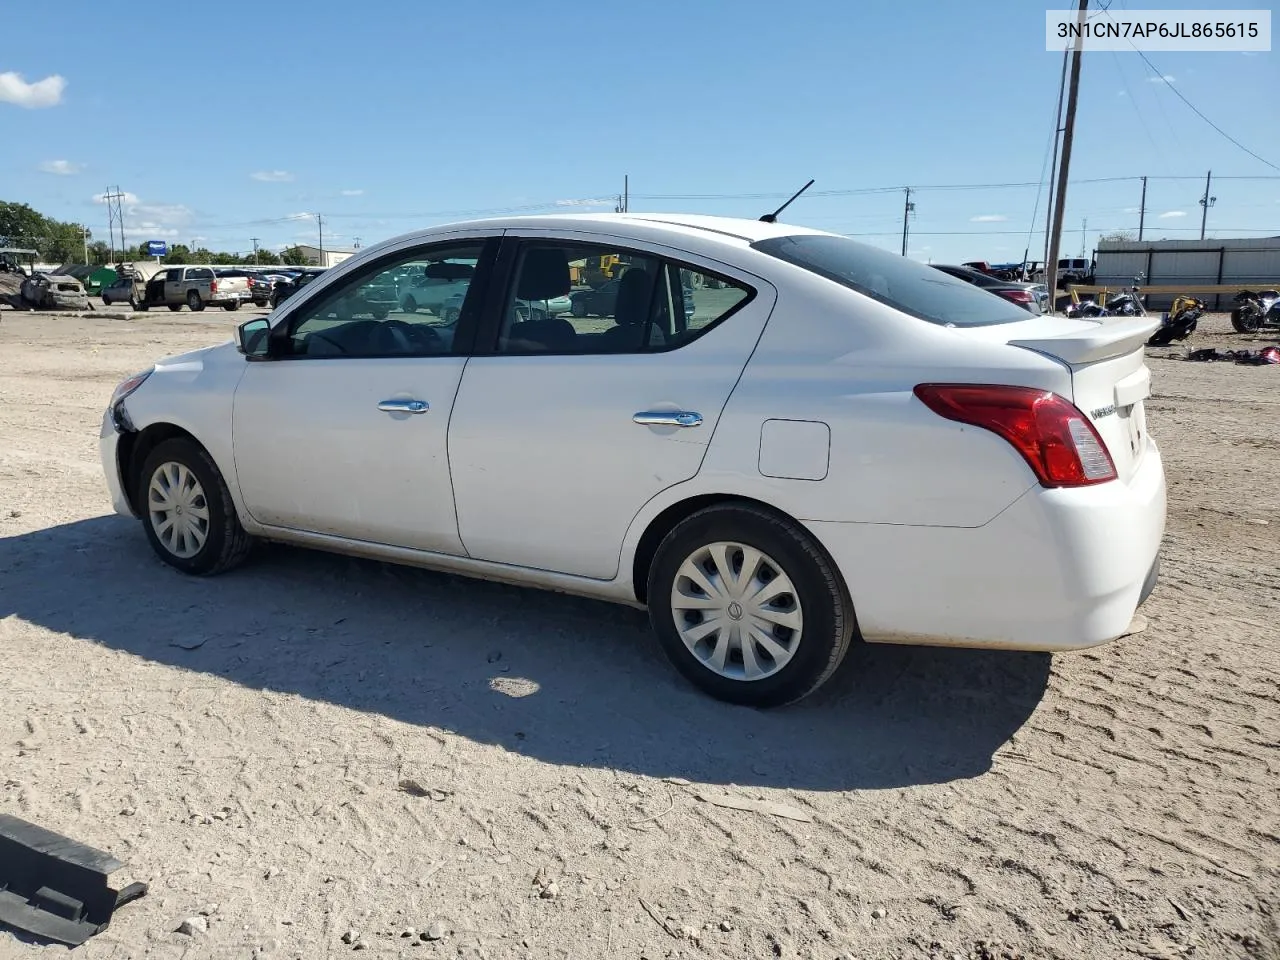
752,234 -> 1029,327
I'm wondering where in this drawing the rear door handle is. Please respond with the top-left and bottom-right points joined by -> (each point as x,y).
377,399 -> 429,415
633,410 -> 702,428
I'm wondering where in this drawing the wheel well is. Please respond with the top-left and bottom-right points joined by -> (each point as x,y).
119,423 -> 202,513
630,494 -> 801,604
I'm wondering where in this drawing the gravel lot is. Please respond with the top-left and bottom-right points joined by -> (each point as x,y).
0,308 -> 1277,960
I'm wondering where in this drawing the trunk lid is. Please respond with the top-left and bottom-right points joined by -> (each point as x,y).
999,315 -> 1159,483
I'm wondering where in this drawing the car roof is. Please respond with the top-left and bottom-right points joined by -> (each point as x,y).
378,212 -> 832,253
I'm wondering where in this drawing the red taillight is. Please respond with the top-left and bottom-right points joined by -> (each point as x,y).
998,289 -> 1034,303
210,279 -> 218,294
913,384 -> 1117,488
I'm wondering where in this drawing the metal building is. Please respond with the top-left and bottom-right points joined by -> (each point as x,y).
1094,237 -> 1280,310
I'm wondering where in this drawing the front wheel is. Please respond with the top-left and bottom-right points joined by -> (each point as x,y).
571,299 -> 587,318
222,301 -> 240,311
647,503 -> 855,707
187,290 -> 205,312
138,438 -> 253,576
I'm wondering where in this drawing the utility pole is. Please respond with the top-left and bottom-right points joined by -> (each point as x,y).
83,226 -> 89,265
623,174 -> 629,213
1043,44 -> 1070,275
900,187 -> 914,257
1198,170 -> 1215,240
316,213 -> 324,266
1046,0 -> 1088,310
103,186 -> 128,263
1138,176 -> 1147,240
1080,218 -> 1087,259
250,237 -> 260,264
353,237 -> 361,249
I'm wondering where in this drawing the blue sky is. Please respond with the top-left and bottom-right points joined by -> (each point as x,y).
2,0 -> 1276,263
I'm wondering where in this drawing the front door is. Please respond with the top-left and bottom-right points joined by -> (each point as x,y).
448,234 -> 774,579
232,236 -> 498,554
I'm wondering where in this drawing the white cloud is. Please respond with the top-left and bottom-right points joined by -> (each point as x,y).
970,214 -> 1008,223
39,159 -> 81,175
555,198 -> 613,207
0,71 -> 66,108
131,203 -> 193,223
284,211 -> 314,221
251,170 -> 294,182
130,223 -> 180,238
340,188 -> 364,196
1159,210 -> 1187,218
1147,74 -> 1175,84
1122,207 -> 1140,214
92,190 -> 140,205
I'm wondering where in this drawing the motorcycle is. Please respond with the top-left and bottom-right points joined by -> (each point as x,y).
1230,289 -> 1280,333
1146,296 -> 1205,346
1065,273 -> 1147,320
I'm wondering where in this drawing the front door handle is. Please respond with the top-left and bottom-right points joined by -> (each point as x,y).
377,399 -> 429,414
633,410 -> 702,428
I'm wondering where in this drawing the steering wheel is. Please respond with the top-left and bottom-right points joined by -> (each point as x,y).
372,318 -> 443,354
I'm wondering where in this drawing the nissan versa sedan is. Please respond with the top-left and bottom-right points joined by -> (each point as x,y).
100,214 -> 1166,707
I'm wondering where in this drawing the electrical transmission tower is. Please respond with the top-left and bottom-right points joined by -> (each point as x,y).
103,186 -> 128,263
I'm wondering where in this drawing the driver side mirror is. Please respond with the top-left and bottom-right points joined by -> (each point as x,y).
236,317 -> 271,358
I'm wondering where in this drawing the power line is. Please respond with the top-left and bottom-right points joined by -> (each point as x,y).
1101,6 -> 1280,172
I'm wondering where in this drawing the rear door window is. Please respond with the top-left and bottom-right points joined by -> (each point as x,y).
753,235 -> 1028,327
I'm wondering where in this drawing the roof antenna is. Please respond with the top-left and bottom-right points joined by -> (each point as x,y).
759,179 -> 815,223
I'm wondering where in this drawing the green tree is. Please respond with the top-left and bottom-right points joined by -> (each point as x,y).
280,246 -> 309,266
0,201 -> 88,262
163,244 -> 191,264
87,240 -> 112,264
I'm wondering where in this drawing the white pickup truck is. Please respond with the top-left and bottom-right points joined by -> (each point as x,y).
136,265 -> 251,312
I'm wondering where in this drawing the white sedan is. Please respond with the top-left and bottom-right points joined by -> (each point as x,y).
99,214 -> 1166,707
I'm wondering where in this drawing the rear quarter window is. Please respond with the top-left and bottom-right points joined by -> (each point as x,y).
753,235 -> 1029,327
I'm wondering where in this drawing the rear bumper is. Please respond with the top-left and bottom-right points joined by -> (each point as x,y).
805,439 -> 1167,652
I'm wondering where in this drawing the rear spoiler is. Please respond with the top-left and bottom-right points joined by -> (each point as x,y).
1009,316 -> 1160,365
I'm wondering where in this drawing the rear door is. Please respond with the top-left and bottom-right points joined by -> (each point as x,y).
447,232 -> 774,579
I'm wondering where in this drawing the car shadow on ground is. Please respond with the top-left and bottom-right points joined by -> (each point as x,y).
0,517 -> 1051,792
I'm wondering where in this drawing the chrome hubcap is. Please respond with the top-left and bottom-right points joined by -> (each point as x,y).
147,462 -> 210,559
670,541 -> 803,682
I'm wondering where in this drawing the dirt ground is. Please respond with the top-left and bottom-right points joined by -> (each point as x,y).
0,307 -> 1277,960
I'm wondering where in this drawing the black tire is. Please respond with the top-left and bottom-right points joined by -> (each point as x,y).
571,299 -> 587,318
138,438 -> 253,576
1231,308 -> 1260,334
167,304 -> 181,312
223,301 -> 240,311
647,502 -> 855,707
137,302 -> 150,311
442,307 -> 460,324
187,290 -> 204,312
402,296 -> 418,314
254,299 -> 268,308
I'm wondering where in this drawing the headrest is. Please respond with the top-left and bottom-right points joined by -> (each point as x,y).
517,248 -> 570,301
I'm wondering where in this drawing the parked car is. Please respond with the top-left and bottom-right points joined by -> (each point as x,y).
397,266 -> 472,315
929,264 -> 1049,314
20,272 -> 91,311
137,266 -> 251,312
269,269 -> 326,309
571,275 -> 695,320
101,213 -> 1165,708
101,276 -> 139,307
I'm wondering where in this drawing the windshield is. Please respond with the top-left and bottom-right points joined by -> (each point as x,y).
752,234 -> 1029,327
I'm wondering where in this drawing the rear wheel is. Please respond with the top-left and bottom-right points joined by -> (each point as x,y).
222,301 -> 240,311
402,296 -> 418,314
1231,308 -> 1261,333
167,304 -> 181,312
187,290 -> 204,312
138,438 -> 252,576
647,503 -> 854,707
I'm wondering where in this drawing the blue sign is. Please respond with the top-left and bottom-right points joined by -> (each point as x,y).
146,240 -> 168,257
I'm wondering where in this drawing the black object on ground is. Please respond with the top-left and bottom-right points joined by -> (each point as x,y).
1186,345 -> 1280,365
0,814 -> 147,946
